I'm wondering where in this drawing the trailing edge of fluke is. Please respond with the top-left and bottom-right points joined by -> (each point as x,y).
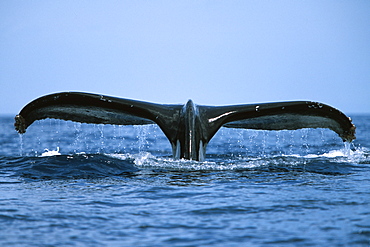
15,92 -> 356,161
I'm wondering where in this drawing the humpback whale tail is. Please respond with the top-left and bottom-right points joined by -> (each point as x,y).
15,92 -> 355,161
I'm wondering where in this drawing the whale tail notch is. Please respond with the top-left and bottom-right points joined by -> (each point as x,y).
15,92 -> 355,161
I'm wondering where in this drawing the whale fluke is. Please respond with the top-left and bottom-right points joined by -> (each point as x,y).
15,92 -> 355,161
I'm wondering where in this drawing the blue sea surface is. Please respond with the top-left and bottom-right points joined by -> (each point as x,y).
0,115 -> 369,246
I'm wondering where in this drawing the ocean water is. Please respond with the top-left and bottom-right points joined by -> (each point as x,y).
0,114 -> 369,246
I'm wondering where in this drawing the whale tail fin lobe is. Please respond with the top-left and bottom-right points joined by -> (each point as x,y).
201,101 -> 355,143
14,92 -> 183,144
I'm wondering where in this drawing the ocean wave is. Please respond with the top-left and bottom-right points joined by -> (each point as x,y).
0,146 -> 368,180
1,154 -> 138,180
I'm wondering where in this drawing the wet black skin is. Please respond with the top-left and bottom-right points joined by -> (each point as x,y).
15,92 -> 356,161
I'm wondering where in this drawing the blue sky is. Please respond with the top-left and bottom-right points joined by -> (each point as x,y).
1,1 -> 369,114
